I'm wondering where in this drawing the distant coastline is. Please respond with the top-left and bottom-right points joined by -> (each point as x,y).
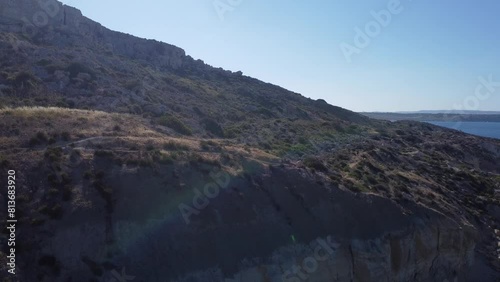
426,121 -> 500,139
361,112 -> 500,122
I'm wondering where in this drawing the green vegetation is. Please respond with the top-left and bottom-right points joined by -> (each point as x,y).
44,147 -> 63,162
65,62 -> 96,79
36,59 -> 52,66
303,157 -> 328,172
29,131 -> 72,146
145,142 -> 156,151
29,131 -> 48,146
163,141 -> 190,151
202,118 -> 224,137
152,151 -> 175,164
124,79 -> 142,90
158,115 -> 192,135
200,140 -> 221,151
38,255 -> 61,276
187,152 -> 220,167
61,131 -> 71,141
94,150 -> 114,158
7,71 -> 38,88
39,204 -> 63,219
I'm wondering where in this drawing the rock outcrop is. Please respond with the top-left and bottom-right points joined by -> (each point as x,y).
0,0 -> 185,69
18,159 -> 478,282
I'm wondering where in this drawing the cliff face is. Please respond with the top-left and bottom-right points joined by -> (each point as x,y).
4,149 -> 478,282
0,0 -> 185,68
4,159 -> 477,282
127,166 -> 476,282
0,106 -> 498,281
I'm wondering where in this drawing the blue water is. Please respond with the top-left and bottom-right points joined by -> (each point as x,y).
427,121 -> 500,139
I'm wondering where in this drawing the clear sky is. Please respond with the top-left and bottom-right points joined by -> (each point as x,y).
58,0 -> 500,112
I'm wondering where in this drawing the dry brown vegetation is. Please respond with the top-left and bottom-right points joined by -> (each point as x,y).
0,107 -> 279,168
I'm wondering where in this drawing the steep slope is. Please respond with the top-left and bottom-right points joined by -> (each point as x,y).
0,1 -> 499,282
0,0 -> 371,157
1,107 -> 497,282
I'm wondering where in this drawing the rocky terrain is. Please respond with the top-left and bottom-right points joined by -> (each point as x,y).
0,1 -> 499,282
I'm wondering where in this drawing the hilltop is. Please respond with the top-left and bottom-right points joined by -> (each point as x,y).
0,0 -> 370,158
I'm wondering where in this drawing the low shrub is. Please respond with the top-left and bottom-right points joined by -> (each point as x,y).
303,157 -> 328,172
202,118 -> 224,137
145,142 -> 156,151
158,115 -> 192,135
61,131 -> 71,141
65,62 -> 96,79
40,204 -> 63,219
36,59 -> 52,66
8,71 -> 38,88
44,147 -> 63,162
29,136 -> 40,147
83,170 -> 93,179
163,141 -> 190,151
154,152 -> 175,164
94,150 -> 114,157
200,140 -> 220,151
38,255 -> 61,276
37,131 -> 48,141
124,79 -> 141,90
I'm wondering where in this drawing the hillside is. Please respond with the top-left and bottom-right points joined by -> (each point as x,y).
0,1 -> 499,282
0,0 -> 371,159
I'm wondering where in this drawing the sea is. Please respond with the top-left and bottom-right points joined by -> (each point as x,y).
426,121 -> 500,140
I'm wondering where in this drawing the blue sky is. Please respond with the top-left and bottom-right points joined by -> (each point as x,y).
59,0 -> 500,112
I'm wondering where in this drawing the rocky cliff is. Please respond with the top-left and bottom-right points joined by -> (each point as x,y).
0,0 -> 185,69
42,164 -> 478,282
0,108 -> 498,282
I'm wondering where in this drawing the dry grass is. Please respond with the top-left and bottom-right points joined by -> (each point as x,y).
0,107 -> 278,168
0,107 -> 161,148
